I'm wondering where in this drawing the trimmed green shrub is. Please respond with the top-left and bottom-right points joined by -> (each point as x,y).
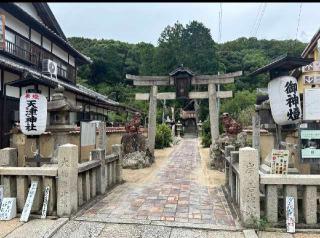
155,123 -> 173,149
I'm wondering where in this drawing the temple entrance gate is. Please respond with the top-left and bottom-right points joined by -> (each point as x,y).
126,66 -> 242,154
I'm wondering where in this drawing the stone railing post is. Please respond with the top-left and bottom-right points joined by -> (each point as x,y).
57,144 -> 78,217
229,151 -> 239,200
112,144 -> 123,183
0,148 -> 18,166
239,147 -> 260,227
224,145 -> 235,187
92,149 -> 106,194
95,121 -> 107,152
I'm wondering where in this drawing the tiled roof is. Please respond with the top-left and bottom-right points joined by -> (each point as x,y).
0,54 -> 118,106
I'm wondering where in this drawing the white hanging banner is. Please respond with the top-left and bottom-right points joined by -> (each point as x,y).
268,76 -> 301,125
19,93 -> 47,135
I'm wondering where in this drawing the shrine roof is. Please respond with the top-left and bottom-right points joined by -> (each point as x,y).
250,54 -> 313,77
169,65 -> 194,77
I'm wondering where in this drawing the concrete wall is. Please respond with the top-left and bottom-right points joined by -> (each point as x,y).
1,9 -> 29,38
52,43 -> 68,63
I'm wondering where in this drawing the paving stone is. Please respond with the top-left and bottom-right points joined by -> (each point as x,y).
0,218 -> 23,238
77,139 -> 235,228
52,220 -> 105,238
6,218 -> 68,238
170,228 -> 208,238
98,224 -> 141,238
257,231 -> 293,238
207,231 -> 245,238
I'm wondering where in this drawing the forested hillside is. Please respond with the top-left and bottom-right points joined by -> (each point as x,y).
68,21 -> 307,124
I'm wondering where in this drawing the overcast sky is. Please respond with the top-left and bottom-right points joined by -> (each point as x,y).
48,3 -> 320,45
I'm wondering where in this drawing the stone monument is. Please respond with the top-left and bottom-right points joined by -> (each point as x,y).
121,112 -> 154,169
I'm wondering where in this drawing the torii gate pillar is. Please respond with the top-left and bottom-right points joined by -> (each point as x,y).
148,85 -> 157,155
208,83 -> 219,143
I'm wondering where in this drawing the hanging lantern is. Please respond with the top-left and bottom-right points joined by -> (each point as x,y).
20,92 -> 47,135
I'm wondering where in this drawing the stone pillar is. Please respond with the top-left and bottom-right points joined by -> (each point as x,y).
224,145 -> 235,187
208,83 -> 219,143
303,186 -> 317,224
148,85 -> 158,155
230,151 -> 239,200
0,148 -> 18,166
84,171 -> 90,201
284,185 -> 298,223
57,144 -> 78,217
95,122 -> 107,152
252,113 -> 260,161
16,176 -> 28,212
78,174 -> 84,206
3,176 -> 16,197
112,144 -> 123,183
92,149 -> 106,194
239,147 -> 260,226
265,185 -> 278,223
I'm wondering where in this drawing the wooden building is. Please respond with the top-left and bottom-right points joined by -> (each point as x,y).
0,3 -> 138,148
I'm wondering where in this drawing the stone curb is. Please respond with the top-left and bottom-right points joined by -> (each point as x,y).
74,217 -> 243,232
243,229 -> 258,238
42,218 -> 69,238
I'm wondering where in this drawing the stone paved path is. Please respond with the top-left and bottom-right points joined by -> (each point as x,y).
76,138 -> 237,229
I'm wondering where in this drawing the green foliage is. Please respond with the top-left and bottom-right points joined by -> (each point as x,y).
68,22 -> 307,126
250,215 -> 270,230
201,120 -> 211,147
220,90 -> 256,119
155,124 -> 173,149
238,105 -> 255,127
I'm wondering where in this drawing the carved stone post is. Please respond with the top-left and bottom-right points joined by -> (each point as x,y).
239,147 -> 260,226
208,83 -> 219,143
112,144 -> 123,183
148,85 -> 158,155
92,149 -> 106,194
252,113 -> 260,161
57,144 -> 78,217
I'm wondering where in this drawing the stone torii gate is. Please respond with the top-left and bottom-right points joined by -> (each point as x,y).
126,66 -> 242,154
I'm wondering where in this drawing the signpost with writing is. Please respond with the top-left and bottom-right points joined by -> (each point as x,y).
299,123 -> 320,164
271,149 -> 289,174
41,186 -> 50,219
20,181 -> 38,222
286,196 -> 295,233
0,198 -> 16,220
0,185 -> 3,207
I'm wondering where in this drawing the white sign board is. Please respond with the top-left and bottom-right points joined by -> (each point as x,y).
303,88 -> 320,120
268,76 -> 301,125
20,181 -> 38,222
271,149 -> 289,174
80,122 -> 96,146
0,198 -> 17,220
20,93 -> 47,135
286,196 -> 295,233
41,186 -> 50,219
0,185 -> 3,207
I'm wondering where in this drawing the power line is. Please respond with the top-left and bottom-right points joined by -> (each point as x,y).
295,3 -> 303,40
218,3 -> 222,43
254,3 -> 267,38
250,3 -> 263,37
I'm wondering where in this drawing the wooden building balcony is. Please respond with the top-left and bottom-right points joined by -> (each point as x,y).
3,38 -> 76,84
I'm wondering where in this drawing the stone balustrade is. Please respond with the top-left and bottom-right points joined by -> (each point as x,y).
0,165 -> 58,216
0,143 -> 123,218
222,145 -> 320,228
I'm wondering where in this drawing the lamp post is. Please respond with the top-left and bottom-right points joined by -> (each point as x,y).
176,120 -> 182,138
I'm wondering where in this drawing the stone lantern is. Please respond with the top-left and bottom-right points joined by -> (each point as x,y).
47,85 -> 82,162
176,120 -> 182,137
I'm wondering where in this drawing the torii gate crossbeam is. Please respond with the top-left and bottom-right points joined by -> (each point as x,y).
126,71 -> 242,154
